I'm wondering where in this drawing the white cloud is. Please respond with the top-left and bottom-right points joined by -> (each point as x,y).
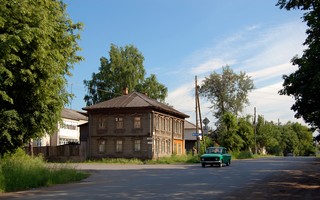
167,20 -> 307,127
245,82 -> 306,125
248,63 -> 297,83
191,59 -> 235,75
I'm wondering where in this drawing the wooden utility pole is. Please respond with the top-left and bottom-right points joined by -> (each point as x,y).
195,76 -> 200,153
254,107 -> 257,154
195,76 -> 206,153
197,83 -> 205,151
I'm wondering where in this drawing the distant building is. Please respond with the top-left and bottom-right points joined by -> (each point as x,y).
33,108 -> 88,146
184,120 -> 202,153
82,91 -> 189,160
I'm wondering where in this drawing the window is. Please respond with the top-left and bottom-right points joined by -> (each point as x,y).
155,116 -> 160,130
60,121 -> 77,130
134,117 -> 141,128
99,140 -> 106,153
115,117 -> 124,129
134,140 -> 141,152
98,117 -> 107,129
116,140 -> 123,152
161,140 -> 165,153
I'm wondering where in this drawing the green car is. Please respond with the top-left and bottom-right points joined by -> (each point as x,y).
200,147 -> 231,168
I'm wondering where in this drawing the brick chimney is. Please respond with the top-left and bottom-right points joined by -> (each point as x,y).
122,87 -> 128,95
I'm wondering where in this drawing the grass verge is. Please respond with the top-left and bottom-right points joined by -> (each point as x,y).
0,149 -> 89,193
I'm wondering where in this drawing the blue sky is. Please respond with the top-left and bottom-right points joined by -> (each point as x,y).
64,0 -> 307,128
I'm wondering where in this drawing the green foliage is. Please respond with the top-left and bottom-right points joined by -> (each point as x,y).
0,0 -> 83,155
0,149 -> 89,192
135,74 -> 168,103
199,65 -> 254,119
213,113 -> 314,155
231,151 -> 254,159
87,158 -> 144,164
277,1 -> 320,129
255,116 -> 315,156
146,154 -> 199,164
237,116 -> 254,151
84,44 -> 168,105
218,112 -> 245,152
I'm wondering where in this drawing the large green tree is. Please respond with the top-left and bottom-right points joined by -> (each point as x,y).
84,44 -> 167,105
200,65 -> 254,119
218,112 -> 244,152
277,1 -> 320,128
0,0 -> 82,155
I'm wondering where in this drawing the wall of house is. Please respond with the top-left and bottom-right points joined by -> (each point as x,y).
184,128 -> 201,153
88,111 -> 153,159
153,112 -> 185,158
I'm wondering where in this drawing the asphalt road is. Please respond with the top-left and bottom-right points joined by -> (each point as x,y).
1,157 -> 319,200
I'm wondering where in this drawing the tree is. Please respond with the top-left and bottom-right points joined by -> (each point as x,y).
84,44 -> 167,105
0,0 -> 82,155
280,123 -> 300,156
277,1 -> 320,128
199,65 -> 254,119
237,116 -> 254,151
134,74 -> 167,103
290,122 -> 314,156
218,112 -> 244,152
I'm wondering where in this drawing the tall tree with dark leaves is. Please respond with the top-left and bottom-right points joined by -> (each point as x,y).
0,0 -> 83,155
84,44 -> 167,105
277,0 -> 320,128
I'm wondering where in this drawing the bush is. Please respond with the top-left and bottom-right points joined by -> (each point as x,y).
231,151 -> 254,159
0,149 -> 89,192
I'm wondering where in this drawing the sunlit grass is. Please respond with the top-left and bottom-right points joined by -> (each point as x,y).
0,149 -> 89,193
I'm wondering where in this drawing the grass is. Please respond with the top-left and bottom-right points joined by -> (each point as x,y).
0,149 -> 89,193
86,157 -> 145,164
85,151 -> 261,165
146,153 -> 199,164
87,154 -> 201,165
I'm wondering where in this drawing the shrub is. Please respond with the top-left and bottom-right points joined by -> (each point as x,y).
0,149 -> 89,192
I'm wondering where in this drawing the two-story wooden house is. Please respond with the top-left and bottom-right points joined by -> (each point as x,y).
83,91 -> 189,160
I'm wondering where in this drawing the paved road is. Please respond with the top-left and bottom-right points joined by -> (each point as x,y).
1,157 -> 319,200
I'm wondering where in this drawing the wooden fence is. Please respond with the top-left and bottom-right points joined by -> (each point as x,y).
25,142 -> 87,162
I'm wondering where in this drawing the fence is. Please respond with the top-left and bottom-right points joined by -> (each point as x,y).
25,142 -> 87,162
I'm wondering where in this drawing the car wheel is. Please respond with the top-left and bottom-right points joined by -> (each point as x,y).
226,160 -> 230,166
219,162 -> 223,167
202,163 -> 205,168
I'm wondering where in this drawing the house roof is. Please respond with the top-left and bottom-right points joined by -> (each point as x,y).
62,108 -> 88,121
184,120 -> 203,129
83,92 -> 189,118
184,120 -> 197,129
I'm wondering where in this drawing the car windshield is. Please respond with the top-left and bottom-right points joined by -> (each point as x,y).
206,147 -> 222,154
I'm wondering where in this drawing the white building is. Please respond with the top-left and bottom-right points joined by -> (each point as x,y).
34,108 -> 88,146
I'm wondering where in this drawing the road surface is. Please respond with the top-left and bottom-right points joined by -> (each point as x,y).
1,157 -> 319,200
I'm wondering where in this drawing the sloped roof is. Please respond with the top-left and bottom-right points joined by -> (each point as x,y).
62,108 -> 88,121
184,120 -> 197,129
83,92 -> 189,118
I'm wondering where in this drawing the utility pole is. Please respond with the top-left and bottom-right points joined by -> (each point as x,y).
254,107 -> 257,154
195,76 -> 206,153
195,76 -> 200,154
197,83 -> 205,151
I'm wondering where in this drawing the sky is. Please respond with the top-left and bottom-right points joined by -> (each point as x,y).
63,0 -> 308,129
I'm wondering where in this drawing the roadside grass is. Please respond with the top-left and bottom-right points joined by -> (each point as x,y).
0,149 -> 89,193
146,153 -> 199,164
82,151 -> 271,165
86,157 -> 144,164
